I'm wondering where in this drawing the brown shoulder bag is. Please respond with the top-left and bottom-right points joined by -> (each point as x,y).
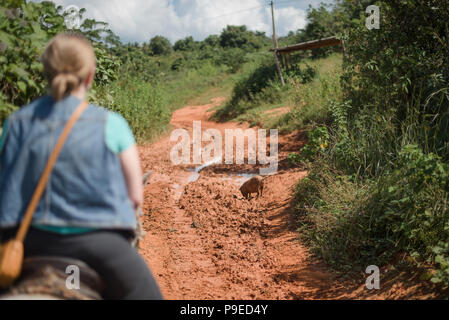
0,101 -> 89,289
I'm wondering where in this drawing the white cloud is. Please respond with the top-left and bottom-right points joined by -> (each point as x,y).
270,6 -> 307,35
32,0 -> 329,43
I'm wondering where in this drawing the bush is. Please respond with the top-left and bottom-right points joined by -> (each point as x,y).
212,59 -> 279,121
94,75 -> 170,142
285,64 -> 317,84
277,62 -> 342,131
366,146 -> 449,270
295,163 -> 373,269
219,48 -> 247,73
293,0 -> 449,287
301,126 -> 329,160
148,35 -> 172,56
0,1 -> 61,121
0,0 -> 121,123
341,0 -> 449,166
298,145 -> 449,279
219,25 -> 266,51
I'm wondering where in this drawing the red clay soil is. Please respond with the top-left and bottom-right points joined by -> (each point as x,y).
138,98 -> 446,300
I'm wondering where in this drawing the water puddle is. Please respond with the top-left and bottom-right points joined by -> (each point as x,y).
176,159 -> 259,202
186,157 -> 259,185
187,157 -> 222,183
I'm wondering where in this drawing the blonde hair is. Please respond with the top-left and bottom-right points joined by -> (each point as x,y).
41,33 -> 96,101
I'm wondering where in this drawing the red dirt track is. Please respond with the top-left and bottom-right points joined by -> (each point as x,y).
138,98 -> 444,300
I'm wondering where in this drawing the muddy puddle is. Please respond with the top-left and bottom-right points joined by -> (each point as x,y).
185,157 -> 257,185
186,157 -> 222,183
173,159 -> 259,201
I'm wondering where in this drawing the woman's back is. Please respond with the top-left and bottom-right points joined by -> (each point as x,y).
0,95 -> 135,230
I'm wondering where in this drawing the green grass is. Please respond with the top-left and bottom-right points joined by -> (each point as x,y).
211,53 -> 343,129
273,54 -> 342,132
184,73 -> 235,106
93,77 -> 171,143
93,60 -> 232,143
161,61 -> 228,110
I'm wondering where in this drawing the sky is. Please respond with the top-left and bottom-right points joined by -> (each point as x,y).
32,0 -> 334,44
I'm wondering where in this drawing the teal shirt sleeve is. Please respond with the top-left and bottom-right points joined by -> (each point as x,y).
0,117 -> 8,152
105,112 -> 136,154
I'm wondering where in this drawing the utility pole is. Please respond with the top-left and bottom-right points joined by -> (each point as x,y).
270,0 -> 285,86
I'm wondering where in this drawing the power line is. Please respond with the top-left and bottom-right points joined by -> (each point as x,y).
178,0 -> 304,24
169,1 -> 305,40
272,0 -> 302,7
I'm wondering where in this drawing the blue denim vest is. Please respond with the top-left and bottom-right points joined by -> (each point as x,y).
0,95 -> 136,230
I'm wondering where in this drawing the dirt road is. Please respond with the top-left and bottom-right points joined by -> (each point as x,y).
138,98 -> 443,300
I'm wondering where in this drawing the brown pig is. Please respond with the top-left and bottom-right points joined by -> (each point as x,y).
240,176 -> 264,200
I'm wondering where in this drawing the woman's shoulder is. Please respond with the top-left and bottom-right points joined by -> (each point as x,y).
105,112 -> 135,154
10,95 -> 53,119
106,111 -> 128,125
86,102 -> 125,120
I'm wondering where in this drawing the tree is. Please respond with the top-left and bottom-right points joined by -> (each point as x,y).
148,35 -> 172,55
174,36 -> 196,51
203,34 -> 219,47
219,25 -> 262,51
0,0 -> 120,122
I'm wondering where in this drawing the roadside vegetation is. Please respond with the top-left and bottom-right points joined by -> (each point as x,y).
291,0 -> 448,288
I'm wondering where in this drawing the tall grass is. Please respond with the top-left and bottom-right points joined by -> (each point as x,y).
212,53 -> 342,128
93,77 -> 170,143
275,59 -> 342,132
92,61 -> 230,143
291,0 -> 449,288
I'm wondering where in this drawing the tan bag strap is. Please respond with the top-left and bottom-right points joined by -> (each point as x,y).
15,101 -> 89,242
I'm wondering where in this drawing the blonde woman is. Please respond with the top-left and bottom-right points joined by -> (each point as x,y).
0,33 -> 162,300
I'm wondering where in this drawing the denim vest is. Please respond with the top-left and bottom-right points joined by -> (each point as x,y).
0,95 -> 136,230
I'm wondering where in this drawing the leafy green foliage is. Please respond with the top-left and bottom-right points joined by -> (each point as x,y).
278,2 -> 359,59
148,35 -> 172,56
203,34 -> 219,47
174,36 -> 197,52
0,0 -> 120,123
0,1 -> 61,120
366,145 -> 449,264
95,75 -> 170,142
301,126 -> 329,160
288,152 -> 301,166
212,58 -> 279,121
276,55 -> 342,131
218,48 -> 247,73
285,64 -> 317,84
291,0 -> 449,288
94,46 -> 120,86
219,25 -> 269,51
297,3 -> 342,58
